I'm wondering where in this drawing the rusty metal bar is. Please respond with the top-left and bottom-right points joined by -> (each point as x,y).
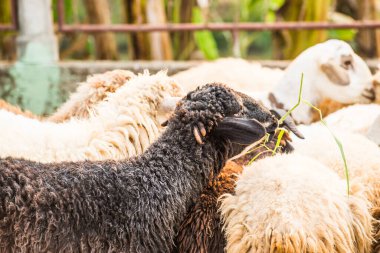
0,0 -> 18,31
10,0 -> 18,30
56,0 -> 65,32
55,0 -> 380,33
57,21 -> 380,33
0,25 -> 14,31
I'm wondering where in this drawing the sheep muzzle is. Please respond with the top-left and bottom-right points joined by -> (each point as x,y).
361,88 -> 376,102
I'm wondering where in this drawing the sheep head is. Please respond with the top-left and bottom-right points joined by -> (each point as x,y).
318,40 -> 375,104
167,83 -> 280,153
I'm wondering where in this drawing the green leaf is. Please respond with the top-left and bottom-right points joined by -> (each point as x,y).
265,12 -> 276,22
269,0 -> 286,11
328,29 -> 357,41
192,7 -> 219,60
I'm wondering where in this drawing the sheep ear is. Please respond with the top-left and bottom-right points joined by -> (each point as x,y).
213,117 -> 267,145
320,59 -> 350,86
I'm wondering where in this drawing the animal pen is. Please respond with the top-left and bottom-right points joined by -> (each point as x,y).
0,0 -> 379,114
1,1 -> 380,252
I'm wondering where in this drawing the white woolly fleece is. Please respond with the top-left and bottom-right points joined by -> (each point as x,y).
49,69 -> 135,122
0,71 -> 182,162
172,58 -> 284,94
324,103 -> 380,136
221,154 -> 372,253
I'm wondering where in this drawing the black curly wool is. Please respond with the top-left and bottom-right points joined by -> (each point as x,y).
0,83 -> 277,253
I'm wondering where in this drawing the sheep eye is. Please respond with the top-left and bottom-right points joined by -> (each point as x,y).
341,60 -> 352,70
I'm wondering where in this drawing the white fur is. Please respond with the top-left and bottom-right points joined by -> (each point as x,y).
49,69 -> 136,122
256,40 -> 374,124
221,154 -> 372,253
323,104 -> 380,136
0,71 -> 182,162
292,123 -> 380,204
367,115 -> 380,146
172,58 -> 284,94
173,40 -> 373,124
221,122 -> 380,252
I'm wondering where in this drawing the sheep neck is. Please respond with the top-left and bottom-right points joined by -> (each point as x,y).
107,123 -> 237,251
138,123 -> 236,198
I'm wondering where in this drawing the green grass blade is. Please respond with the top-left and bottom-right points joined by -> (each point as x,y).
279,73 -> 304,124
272,128 -> 285,155
301,99 -> 350,195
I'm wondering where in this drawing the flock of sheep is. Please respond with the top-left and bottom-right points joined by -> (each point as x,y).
0,39 -> 379,252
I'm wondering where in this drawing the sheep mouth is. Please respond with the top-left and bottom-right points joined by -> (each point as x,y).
266,108 -> 304,153
269,109 -> 304,139
361,88 -> 376,102
233,129 -> 294,165
273,130 -> 294,153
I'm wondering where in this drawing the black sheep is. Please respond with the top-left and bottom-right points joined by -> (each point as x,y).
0,83 -> 278,253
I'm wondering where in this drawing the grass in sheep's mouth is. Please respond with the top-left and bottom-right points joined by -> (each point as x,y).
246,73 -> 350,196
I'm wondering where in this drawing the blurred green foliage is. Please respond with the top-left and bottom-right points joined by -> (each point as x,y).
1,0 -> 378,60
192,7 -> 219,59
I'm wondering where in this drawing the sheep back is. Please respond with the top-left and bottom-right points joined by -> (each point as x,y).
49,70 -> 135,122
220,154 -> 373,253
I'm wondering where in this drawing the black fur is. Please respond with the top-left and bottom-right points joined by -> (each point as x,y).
0,83 -> 277,253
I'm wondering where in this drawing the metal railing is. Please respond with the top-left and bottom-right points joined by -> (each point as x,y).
56,0 -> 380,33
0,0 -> 18,31
4,0 -> 380,34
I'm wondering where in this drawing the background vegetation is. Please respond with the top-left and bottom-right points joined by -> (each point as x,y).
0,0 -> 380,61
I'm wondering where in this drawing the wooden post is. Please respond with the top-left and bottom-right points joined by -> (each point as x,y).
17,0 -> 58,62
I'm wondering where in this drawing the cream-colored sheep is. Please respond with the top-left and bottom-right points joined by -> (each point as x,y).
323,104 -> 380,136
292,124 -> 380,252
0,71 -> 182,162
172,58 -> 284,94
292,124 -> 380,210
49,69 -> 135,122
221,153 -> 373,253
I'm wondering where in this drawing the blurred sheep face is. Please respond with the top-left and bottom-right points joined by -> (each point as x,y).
318,41 -> 375,104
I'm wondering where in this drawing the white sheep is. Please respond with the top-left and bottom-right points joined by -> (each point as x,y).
322,103 -> 380,136
260,39 -> 375,124
174,40 -> 375,124
221,153 -> 373,253
221,121 -> 380,252
292,123 -> 380,251
0,71 -> 182,162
